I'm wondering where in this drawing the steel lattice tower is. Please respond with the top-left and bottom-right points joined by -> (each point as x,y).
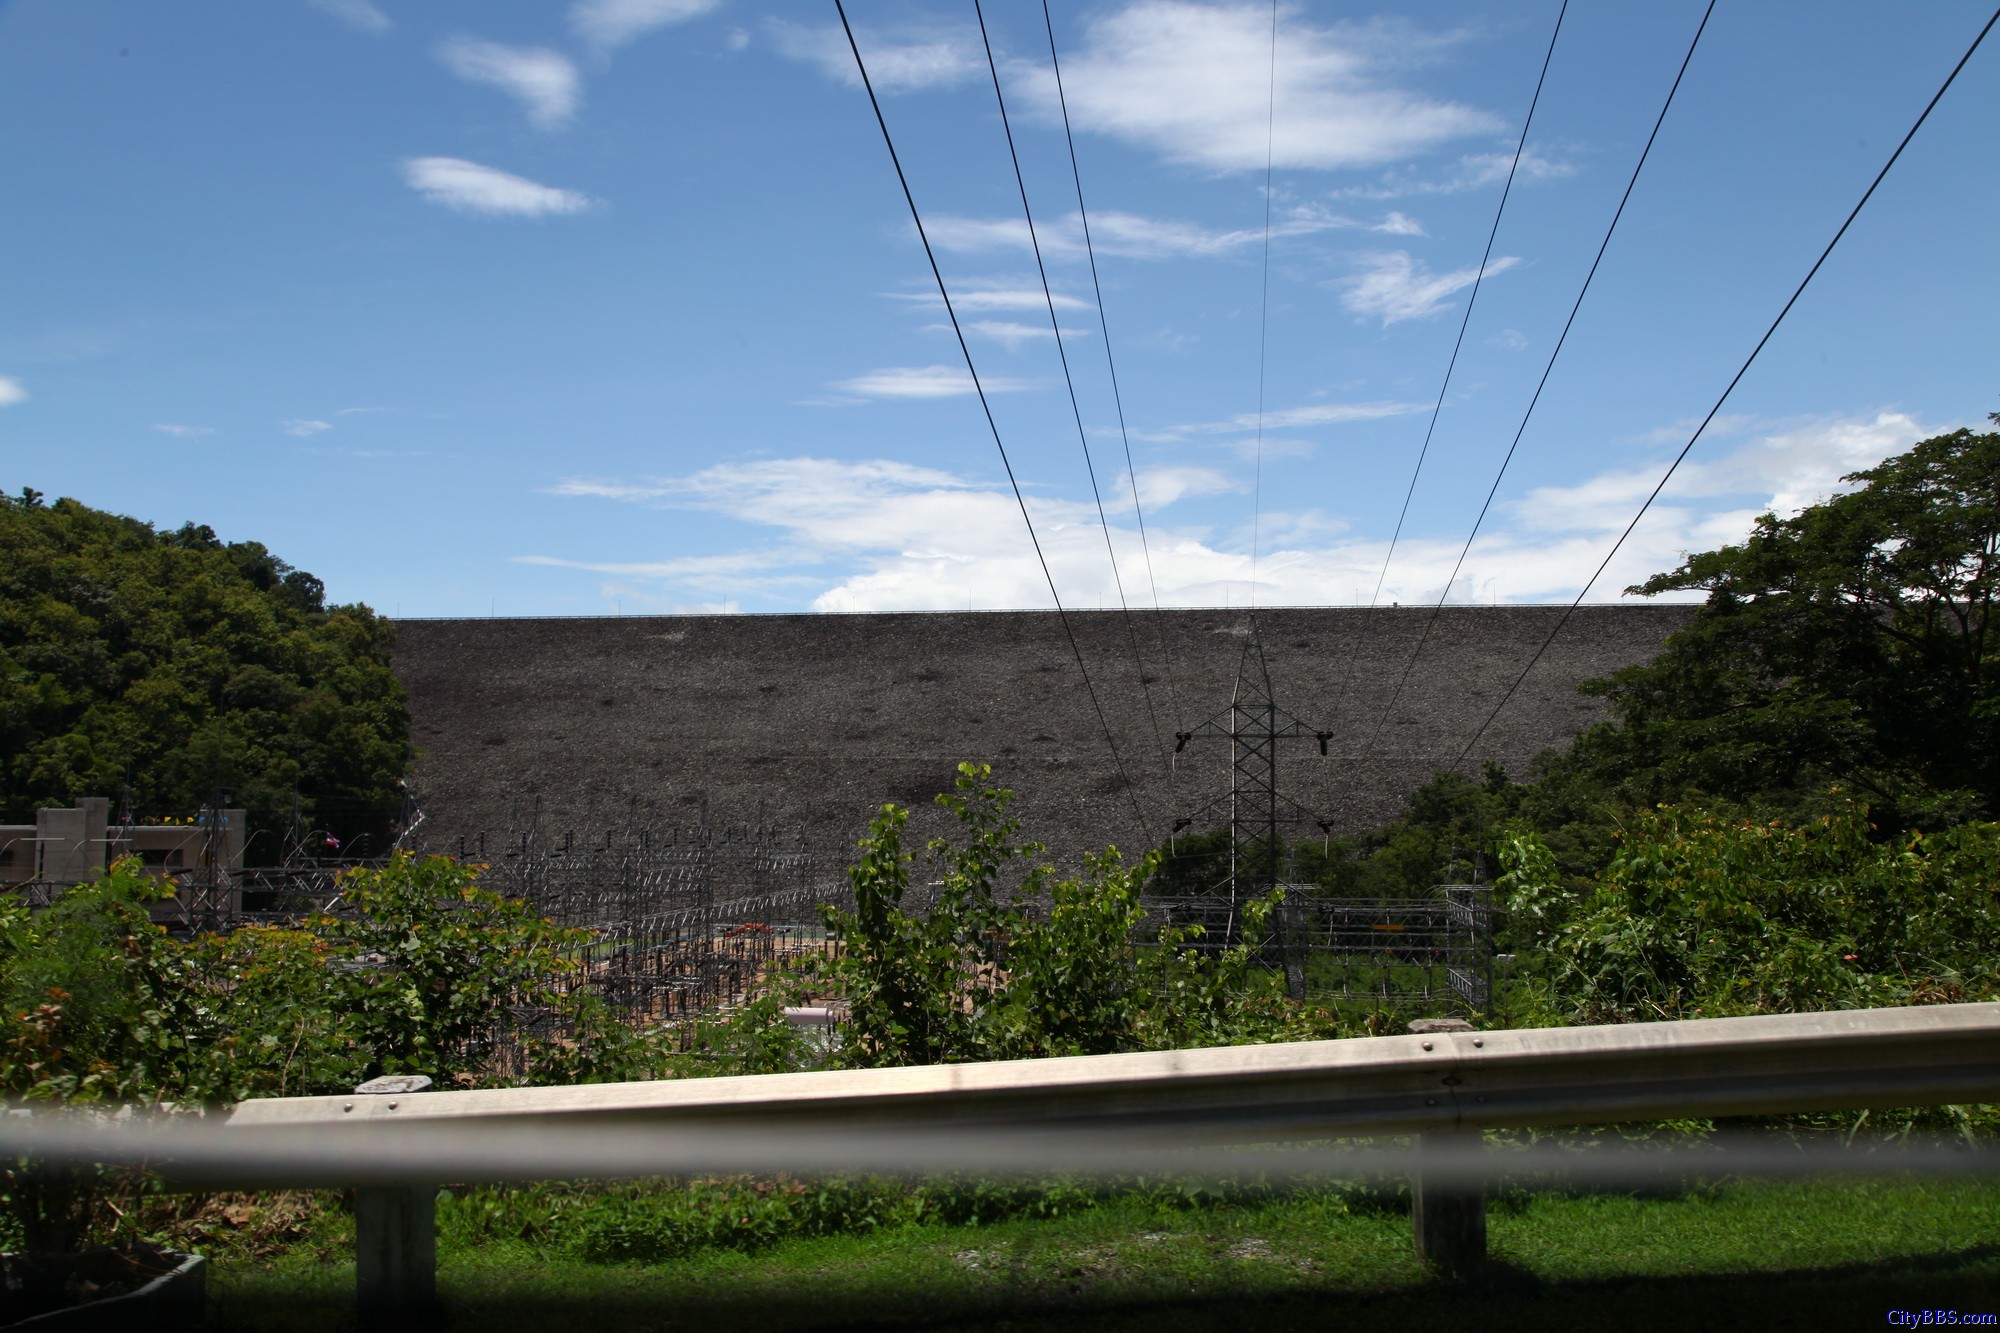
1172,625 -> 1331,990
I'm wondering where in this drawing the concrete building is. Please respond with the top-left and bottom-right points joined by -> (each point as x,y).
0,797 -> 247,910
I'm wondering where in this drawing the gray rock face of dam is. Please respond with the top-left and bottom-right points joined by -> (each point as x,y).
391,605 -> 1696,871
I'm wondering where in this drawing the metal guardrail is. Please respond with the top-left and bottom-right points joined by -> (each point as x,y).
224,1001 -> 2000,1311
10,1003 -> 1999,1316
227,1001 -> 2000,1143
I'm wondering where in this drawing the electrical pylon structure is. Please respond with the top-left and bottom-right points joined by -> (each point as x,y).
1170,625 -> 1332,997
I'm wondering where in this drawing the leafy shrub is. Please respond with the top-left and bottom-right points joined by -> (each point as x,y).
796,764 -> 1329,1070
305,852 -> 653,1084
667,989 -> 825,1079
169,925 -> 359,1101
1497,799 -> 2000,1025
0,864 -> 182,1273
0,852 -> 670,1274
0,863 -> 180,1109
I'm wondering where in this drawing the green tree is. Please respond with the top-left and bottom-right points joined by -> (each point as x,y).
0,490 -> 412,847
1530,425 -> 2000,839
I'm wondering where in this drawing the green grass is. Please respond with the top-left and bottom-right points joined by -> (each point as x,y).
205,1176 -> 2000,1331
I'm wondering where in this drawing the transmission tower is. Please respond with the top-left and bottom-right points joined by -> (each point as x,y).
1171,626 -> 1331,994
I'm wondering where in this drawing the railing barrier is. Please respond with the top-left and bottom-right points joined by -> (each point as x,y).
7,1002 -> 1997,1321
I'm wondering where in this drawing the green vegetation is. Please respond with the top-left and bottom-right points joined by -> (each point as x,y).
0,488 -> 411,846
1286,763 -> 1523,897
1283,423 -> 2000,902
0,854 -> 642,1111
660,766 -> 1343,1080
1540,424 -> 2000,839
806,766 -> 1329,1065
194,1176 -> 2000,1330
1247,425 -> 2000,1036
0,853 -> 654,1309
1500,800 -> 2000,1027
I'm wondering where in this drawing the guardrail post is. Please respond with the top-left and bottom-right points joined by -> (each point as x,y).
1412,1129 -> 1484,1278
351,1075 -> 436,1322
355,1184 -> 437,1321
1407,1018 -> 1483,1278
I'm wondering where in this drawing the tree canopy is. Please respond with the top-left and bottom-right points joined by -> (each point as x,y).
1270,422 -> 2000,896
0,489 -> 411,849
1530,423 -> 2000,838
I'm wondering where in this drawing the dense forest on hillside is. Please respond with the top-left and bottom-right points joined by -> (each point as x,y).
0,488 -> 412,848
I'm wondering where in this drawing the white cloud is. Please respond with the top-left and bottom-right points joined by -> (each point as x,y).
1335,143 -> 1579,200
1086,209 -> 1299,258
1255,401 -> 1429,429
1011,2 -> 1497,174
768,18 -> 980,94
1713,414 -> 1927,519
534,414 -> 1938,612
438,38 -> 581,130
152,423 -> 214,438
1512,412 -> 1929,539
1338,249 -> 1519,324
519,553 -> 791,576
922,217 -> 1040,254
547,458 -> 1089,610
1131,466 -> 1240,509
1488,328 -> 1529,351
551,459 -> 975,512
1148,398 -> 1430,441
831,366 -> 1033,400
1227,436 -> 1319,462
401,157 -> 595,218
308,0 -> 390,35
888,283 -> 1089,314
533,453 -> 1421,611
924,205 -> 1423,262
571,0 -> 720,52
281,419 -> 332,437
0,377 -> 25,407
515,547 -> 822,599
960,320 -> 1091,350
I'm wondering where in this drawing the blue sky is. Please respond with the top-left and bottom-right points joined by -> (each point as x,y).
2,0 -> 1996,617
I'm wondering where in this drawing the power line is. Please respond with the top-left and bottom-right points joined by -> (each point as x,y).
972,0 -> 1173,781
1330,0 -> 1570,718
1041,0 -> 1188,738
1456,2 -> 2000,767
832,0 -> 1151,839
1360,0 -> 1714,760
1248,0 -> 1278,615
